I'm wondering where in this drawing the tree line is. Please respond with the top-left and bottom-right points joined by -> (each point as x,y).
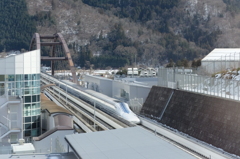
0,0 -> 36,52
82,0 -> 179,33
79,0 -> 221,69
73,22 -> 204,69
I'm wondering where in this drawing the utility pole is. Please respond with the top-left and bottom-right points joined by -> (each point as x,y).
135,54 -> 136,67
93,101 -> 96,130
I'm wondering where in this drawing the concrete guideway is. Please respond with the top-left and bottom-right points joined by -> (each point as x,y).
42,79 -> 106,132
48,85 -> 124,129
140,117 -> 234,159
44,90 -> 93,133
41,77 -> 126,131
46,88 -> 109,131
41,75 -> 128,130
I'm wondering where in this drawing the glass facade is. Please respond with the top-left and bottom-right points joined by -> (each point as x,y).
4,74 -> 41,137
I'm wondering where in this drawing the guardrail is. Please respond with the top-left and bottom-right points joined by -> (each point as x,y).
158,68 -> 240,101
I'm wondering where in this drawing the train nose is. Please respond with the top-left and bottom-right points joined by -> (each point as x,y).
132,116 -> 141,124
121,113 -> 141,124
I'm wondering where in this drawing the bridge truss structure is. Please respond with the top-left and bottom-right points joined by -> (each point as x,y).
29,33 -> 77,83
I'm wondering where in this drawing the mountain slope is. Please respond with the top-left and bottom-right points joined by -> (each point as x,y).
0,0 -> 36,52
24,0 -> 240,68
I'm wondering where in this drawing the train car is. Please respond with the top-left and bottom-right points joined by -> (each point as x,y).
83,88 -> 140,124
60,80 -> 141,124
60,82 -> 117,115
41,73 -> 141,124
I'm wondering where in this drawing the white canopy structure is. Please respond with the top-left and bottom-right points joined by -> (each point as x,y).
65,127 -> 196,159
201,48 -> 240,74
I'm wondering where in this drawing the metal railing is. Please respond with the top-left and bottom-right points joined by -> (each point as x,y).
158,67 -> 240,101
200,51 -> 240,75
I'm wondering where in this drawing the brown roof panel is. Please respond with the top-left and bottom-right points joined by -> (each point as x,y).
41,93 -> 72,115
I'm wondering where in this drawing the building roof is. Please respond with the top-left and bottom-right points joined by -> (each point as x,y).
0,152 -> 76,159
41,93 -> 72,115
85,74 -> 113,81
202,48 -> 240,61
65,127 -> 196,159
11,143 -> 35,154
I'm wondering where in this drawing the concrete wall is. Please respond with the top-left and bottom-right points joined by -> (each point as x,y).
112,80 -> 151,103
0,50 -> 40,75
129,85 -> 151,103
141,86 -> 240,156
85,75 -> 156,101
41,111 -> 50,131
32,130 -> 73,153
84,75 -> 112,97
115,77 -> 158,87
112,80 -> 131,100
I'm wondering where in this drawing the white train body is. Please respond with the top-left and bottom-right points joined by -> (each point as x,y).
41,73 -> 140,124
83,89 -> 140,124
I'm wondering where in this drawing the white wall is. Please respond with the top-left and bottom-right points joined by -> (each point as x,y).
84,75 -> 152,105
129,85 -> 151,103
112,80 -> 130,100
85,75 -> 112,97
112,80 -> 151,103
0,50 -> 40,75
0,50 -> 40,142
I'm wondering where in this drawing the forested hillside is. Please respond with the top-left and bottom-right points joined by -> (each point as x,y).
84,0 -> 240,68
82,0 -> 178,32
0,0 -> 36,52
223,0 -> 240,14
76,0 -> 220,68
2,0 -> 240,69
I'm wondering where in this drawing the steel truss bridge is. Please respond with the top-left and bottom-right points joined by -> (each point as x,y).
29,33 -> 77,83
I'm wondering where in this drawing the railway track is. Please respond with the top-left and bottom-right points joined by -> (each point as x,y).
41,73 -> 138,126
48,87 -> 118,130
42,78 -> 131,132
45,88 -> 107,131
41,74 -> 133,127
41,73 -> 234,158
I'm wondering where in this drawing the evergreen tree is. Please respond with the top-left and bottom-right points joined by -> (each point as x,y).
0,0 -> 36,51
166,59 -> 175,67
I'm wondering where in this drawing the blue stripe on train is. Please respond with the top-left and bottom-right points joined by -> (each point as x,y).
120,103 -> 129,113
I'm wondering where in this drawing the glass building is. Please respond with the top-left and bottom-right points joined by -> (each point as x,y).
0,50 -> 41,139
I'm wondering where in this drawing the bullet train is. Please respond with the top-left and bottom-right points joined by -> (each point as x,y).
41,73 -> 141,124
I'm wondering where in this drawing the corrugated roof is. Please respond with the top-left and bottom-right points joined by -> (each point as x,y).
202,48 -> 240,61
65,127 -> 196,159
41,93 -> 72,115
